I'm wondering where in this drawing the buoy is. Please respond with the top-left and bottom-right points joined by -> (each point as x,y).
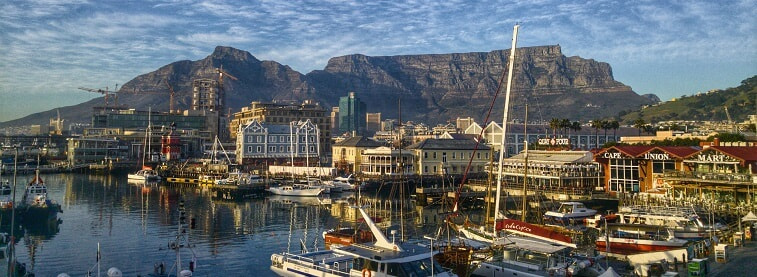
107,267 -> 123,277
179,269 -> 193,277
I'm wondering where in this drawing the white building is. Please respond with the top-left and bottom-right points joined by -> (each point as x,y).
236,119 -> 320,165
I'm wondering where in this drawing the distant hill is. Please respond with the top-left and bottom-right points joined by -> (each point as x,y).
619,75 -> 756,124
1,45 -> 656,128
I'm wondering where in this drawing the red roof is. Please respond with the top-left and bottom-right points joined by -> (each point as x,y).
652,146 -> 702,158
604,145 -> 654,157
707,146 -> 757,162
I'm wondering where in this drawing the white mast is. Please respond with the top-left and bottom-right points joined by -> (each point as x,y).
493,24 -> 519,234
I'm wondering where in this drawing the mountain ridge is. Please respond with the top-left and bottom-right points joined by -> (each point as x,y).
1,45 -> 656,128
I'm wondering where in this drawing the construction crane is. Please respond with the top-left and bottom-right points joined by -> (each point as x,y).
78,86 -> 117,108
215,64 -> 238,91
724,105 -> 738,133
165,79 -> 177,113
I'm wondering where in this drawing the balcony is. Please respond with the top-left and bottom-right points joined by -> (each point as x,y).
663,171 -> 755,185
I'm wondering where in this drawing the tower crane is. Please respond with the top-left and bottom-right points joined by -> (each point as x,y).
215,64 -> 238,91
724,105 -> 737,133
165,79 -> 177,113
78,86 -> 117,108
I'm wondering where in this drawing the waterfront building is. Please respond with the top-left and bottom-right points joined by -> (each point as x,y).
366,112 -> 381,135
91,108 -> 218,142
500,150 -> 603,199
331,136 -> 383,174
359,146 -> 415,176
229,100 -> 331,160
406,138 -> 490,176
594,145 -> 701,196
235,119 -> 320,167
338,92 -> 366,135
66,137 -> 130,167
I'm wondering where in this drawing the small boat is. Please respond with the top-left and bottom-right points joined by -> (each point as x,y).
614,205 -> 719,240
544,202 -> 597,225
267,183 -> 323,197
19,169 -> 61,219
270,205 -> 457,277
128,166 -> 161,182
322,227 -> 374,250
596,223 -> 689,255
329,174 -> 359,191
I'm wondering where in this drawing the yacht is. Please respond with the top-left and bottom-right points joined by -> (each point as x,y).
614,205 -> 722,240
127,166 -> 161,182
596,223 -> 689,255
543,202 -> 597,226
267,183 -> 324,197
271,206 -> 457,277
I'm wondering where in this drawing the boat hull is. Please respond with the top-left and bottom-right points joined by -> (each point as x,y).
267,187 -> 323,197
595,238 -> 687,254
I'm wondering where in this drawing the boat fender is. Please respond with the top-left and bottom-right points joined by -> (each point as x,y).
362,268 -> 371,277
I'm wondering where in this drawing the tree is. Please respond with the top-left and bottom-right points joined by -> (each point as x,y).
549,118 -> 560,137
633,118 -> 646,136
560,119 -> 571,136
590,119 -> 603,148
610,120 -> 620,140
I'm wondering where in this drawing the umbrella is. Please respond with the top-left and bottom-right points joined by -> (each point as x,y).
741,211 -> 757,222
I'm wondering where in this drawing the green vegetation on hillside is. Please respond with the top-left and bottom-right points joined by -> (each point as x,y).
619,75 -> 757,124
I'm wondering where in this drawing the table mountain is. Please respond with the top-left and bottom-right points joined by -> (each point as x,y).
1,45 -> 656,128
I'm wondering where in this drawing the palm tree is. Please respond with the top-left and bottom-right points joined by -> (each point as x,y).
601,120 -> 612,146
560,119 -> 571,137
610,120 -> 620,142
633,118 -> 646,136
590,119 -> 602,148
549,118 -> 560,137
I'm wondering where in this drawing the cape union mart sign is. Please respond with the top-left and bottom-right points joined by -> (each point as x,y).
538,138 -> 570,146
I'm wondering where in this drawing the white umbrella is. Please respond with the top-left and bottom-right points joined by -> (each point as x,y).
741,211 -> 757,222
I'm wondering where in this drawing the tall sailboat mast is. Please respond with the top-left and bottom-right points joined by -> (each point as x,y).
493,24 -> 519,234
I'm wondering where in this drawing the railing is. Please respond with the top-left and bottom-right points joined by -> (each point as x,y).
663,171 -> 754,184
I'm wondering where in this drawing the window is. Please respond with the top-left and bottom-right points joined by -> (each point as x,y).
452,152 -> 456,159
442,152 -> 447,163
247,136 -> 252,143
433,152 -> 437,159
256,136 -> 262,142
247,146 -> 252,153
270,136 -> 276,142
424,166 -> 428,173
424,152 -> 428,159
309,146 -> 314,152
269,146 -> 276,152
433,166 -> 437,174
477,152 -> 481,159
256,146 -> 261,152
279,146 -> 284,152
287,146 -> 291,152
309,136 -> 315,142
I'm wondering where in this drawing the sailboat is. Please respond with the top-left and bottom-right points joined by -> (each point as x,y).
270,205 -> 457,277
129,109 -> 161,182
147,199 -> 197,277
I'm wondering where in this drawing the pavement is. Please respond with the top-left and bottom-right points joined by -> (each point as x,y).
670,239 -> 757,277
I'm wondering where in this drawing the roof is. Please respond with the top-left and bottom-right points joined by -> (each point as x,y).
509,150 -> 594,163
333,136 -> 383,147
406,138 -> 490,150
652,146 -> 702,158
708,146 -> 757,162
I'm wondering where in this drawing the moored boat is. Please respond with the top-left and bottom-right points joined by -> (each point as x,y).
267,183 -> 323,197
128,166 -> 161,182
270,205 -> 457,277
544,202 -> 597,226
19,169 -> 61,219
595,223 -> 689,255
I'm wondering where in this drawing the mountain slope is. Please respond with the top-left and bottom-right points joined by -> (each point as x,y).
619,75 -> 756,124
1,45 -> 655,128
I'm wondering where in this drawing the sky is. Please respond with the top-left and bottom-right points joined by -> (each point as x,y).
1,0 -> 755,122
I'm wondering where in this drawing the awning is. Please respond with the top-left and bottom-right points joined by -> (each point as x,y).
742,211 -> 757,222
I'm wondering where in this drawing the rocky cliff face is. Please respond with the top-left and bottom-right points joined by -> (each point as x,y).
1,45 -> 655,127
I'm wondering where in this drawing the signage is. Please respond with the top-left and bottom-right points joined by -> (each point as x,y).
496,219 -> 574,246
695,154 -> 736,163
538,137 -> 570,146
643,153 -> 670,160
601,152 -> 629,159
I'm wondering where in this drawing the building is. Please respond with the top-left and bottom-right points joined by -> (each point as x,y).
366,112 -> 381,135
406,138 -> 490,176
338,92 -> 366,135
66,137 -> 130,167
91,108 -> 218,142
192,78 -> 226,140
359,146 -> 415,176
456,117 -> 475,132
330,107 -> 340,134
229,100 -> 331,160
594,145 -> 701,195
236,119 -> 320,167
499,150 -> 603,199
331,136 -> 384,174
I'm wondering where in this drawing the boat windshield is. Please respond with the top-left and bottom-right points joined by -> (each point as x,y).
352,258 -> 445,277
559,205 -> 573,213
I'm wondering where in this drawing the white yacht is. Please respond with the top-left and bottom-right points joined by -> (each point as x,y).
271,206 -> 457,277
267,183 -> 323,197
544,202 -> 597,225
127,167 -> 161,182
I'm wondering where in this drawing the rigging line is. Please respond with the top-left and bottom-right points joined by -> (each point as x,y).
452,46 -> 514,215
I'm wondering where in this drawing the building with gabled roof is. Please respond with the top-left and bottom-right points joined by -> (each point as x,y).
499,150 -> 602,200
406,138 -> 490,176
332,136 -> 384,174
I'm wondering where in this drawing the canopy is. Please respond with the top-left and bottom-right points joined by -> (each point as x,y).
741,211 -> 757,222
598,267 -> 621,277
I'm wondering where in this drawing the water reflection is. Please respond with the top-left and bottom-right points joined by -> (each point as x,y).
3,173 -> 451,275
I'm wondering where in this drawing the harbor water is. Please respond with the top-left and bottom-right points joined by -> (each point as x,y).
3,173 -> 438,276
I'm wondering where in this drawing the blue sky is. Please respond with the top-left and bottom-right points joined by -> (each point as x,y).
1,0 -> 755,122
